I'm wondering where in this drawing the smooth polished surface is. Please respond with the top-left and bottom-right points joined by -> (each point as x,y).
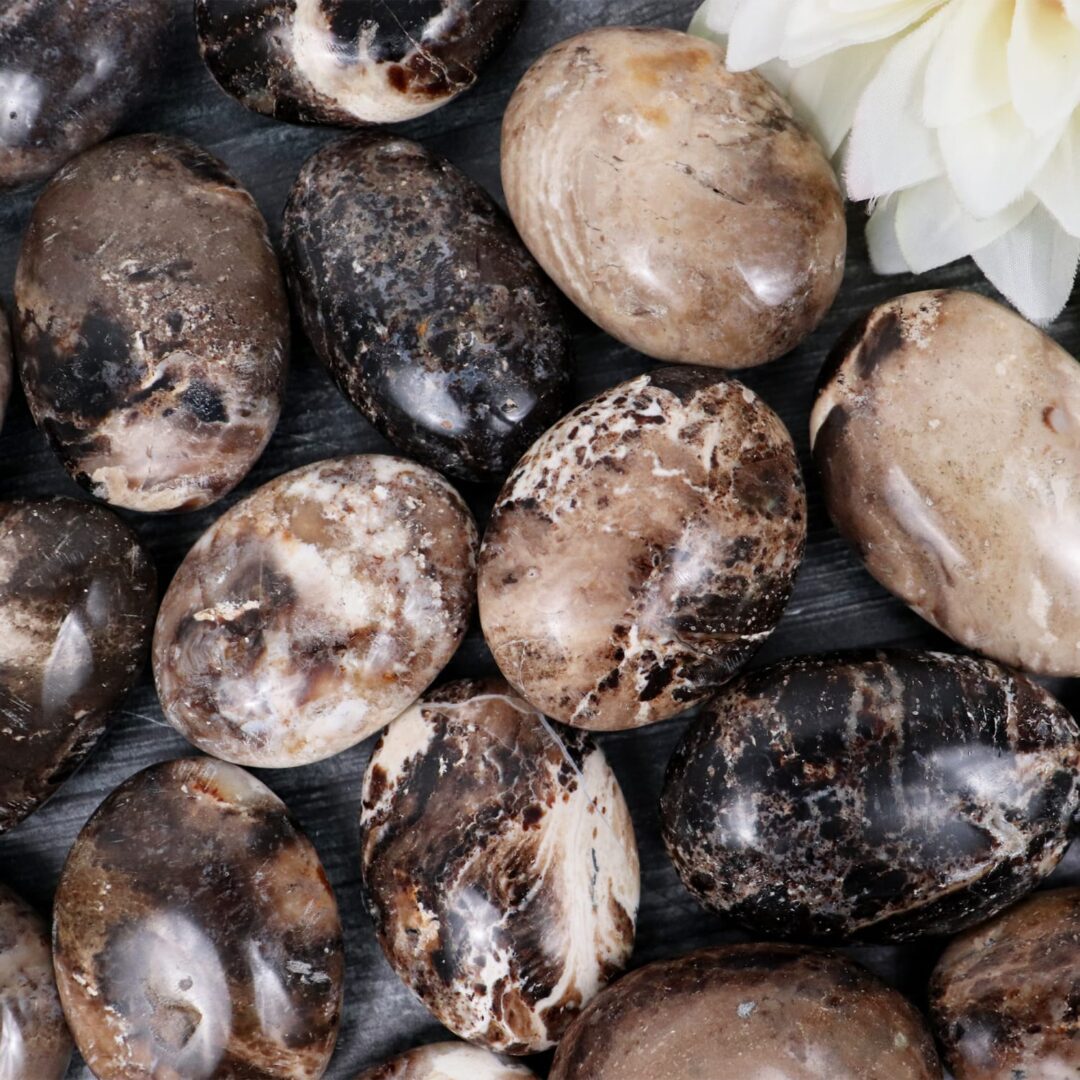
0,302 -> 10,433
0,498 -> 156,833
930,887 -> 1080,1079
0,882 -> 72,1080
283,133 -> 570,482
549,944 -> 941,1079
196,0 -> 523,125
478,368 -> 805,730
354,1042 -> 537,1079
501,26 -> 845,369
15,134 -> 288,513
812,288 -> 1080,676
662,650 -> 1080,942
53,757 -> 344,1079
154,456 -> 478,767
360,678 -> 639,1053
0,0 -> 171,190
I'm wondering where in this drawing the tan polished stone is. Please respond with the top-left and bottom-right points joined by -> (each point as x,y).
501,26 -> 845,370
811,289 -> 1080,676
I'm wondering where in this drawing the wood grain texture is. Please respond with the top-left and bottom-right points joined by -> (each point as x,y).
0,3 -> 1076,1077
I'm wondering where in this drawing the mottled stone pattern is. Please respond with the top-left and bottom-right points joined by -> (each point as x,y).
0,302 -> 10,433
549,944 -> 941,1079
0,0 -> 171,190
155,456 -> 478,767
196,0 -> 522,125
0,498 -> 156,833
812,288 -> 1080,676
501,26 -> 845,369
661,650 -> 1080,943
53,757 -> 344,1080
930,887 -> 1080,1079
0,883 -> 72,1080
478,368 -> 805,731
283,133 -> 571,482
360,678 -> 639,1054
15,133 -> 288,513
354,1042 -> 537,1079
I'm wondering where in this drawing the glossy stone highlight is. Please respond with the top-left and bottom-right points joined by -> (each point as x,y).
501,26 -> 845,369
478,368 -> 805,731
0,883 -> 72,1080
0,1 -> 171,190
549,944 -> 941,1080
360,679 -> 639,1053
813,288 -> 1080,675
283,133 -> 571,482
196,0 -> 522,126
930,887 -> 1080,1079
155,456 -> 478,767
0,498 -> 156,832
53,757 -> 344,1080
354,1042 -> 537,1079
15,133 -> 288,513
0,302 -> 10,433
661,651 -> 1080,942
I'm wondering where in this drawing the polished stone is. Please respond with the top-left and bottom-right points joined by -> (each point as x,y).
812,288 -> 1080,675
0,303 -> 10,433
0,0 -> 171,190
661,651 -> 1080,942
154,455 -> 478,767
15,134 -> 288,513
196,0 -> 522,126
930,887 -> 1080,1079
360,678 -> 639,1053
478,368 -> 805,730
355,1042 -> 537,1079
53,756 -> 344,1079
0,498 -> 156,833
283,133 -> 570,482
501,26 -> 845,369
549,944 -> 941,1079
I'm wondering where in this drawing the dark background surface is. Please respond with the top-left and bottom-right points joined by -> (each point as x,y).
1,2 -> 1077,1077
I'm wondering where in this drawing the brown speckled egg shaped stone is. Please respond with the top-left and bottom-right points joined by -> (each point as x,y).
930,887 -> 1080,1079
0,302 -> 10,433
549,944 -> 941,1080
283,133 -> 571,483
360,679 -> 639,1054
661,651 -> 1080,943
15,133 -> 288,513
154,455 -> 478,767
478,368 -> 805,731
0,0 -> 171,190
812,288 -> 1080,676
53,757 -> 344,1080
0,498 -> 156,833
501,26 -> 846,370
354,1042 -> 538,1079
0,883 -> 72,1080
195,0 -> 522,126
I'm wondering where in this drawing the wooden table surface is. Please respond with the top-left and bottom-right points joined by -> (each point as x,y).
1,3 -> 1076,1077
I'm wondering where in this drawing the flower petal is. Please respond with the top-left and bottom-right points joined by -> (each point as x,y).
866,194 -> 912,274
1067,0 -> 1080,29
725,0 -> 795,69
1032,111 -> 1080,238
1009,0 -> 1080,134
689,0 -> 740,37
973,203 -> 1080,324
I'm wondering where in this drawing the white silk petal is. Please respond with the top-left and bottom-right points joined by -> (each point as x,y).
1067,0 -> 1080,29
689,0 -> 739,37
827,0 -> 915,11
725,0 -> 794,69
1009,0 -> 1080,133
866,195 -> 912,274
1032,112 -> 1080,237
779,0 -> 944,65
973,203 -> 1080,324
922,0 -> 1011,127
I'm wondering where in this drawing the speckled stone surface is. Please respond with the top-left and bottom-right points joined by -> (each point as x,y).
15,133 -> 288,513
154,455 -> 478,767
501,26 -> 845,370
53,757 -> 344,1080
930,887 -> 1080,1079
0,883 -> 72,1080
0,302 -> 10,434
354,1042 -> 537,1079
0,0 -> 171,191
360,678 -> 639,1054
549,944 -> 941,1079
478,368 -> 806,731
812,288 -> 1080,676
661,650 -> 1080,943
0,498 -> 156,834
283,133 -> 570,482
196,0 -> 523,126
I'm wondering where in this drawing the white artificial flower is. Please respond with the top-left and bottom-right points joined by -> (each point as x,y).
690,0 -> 1080,323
